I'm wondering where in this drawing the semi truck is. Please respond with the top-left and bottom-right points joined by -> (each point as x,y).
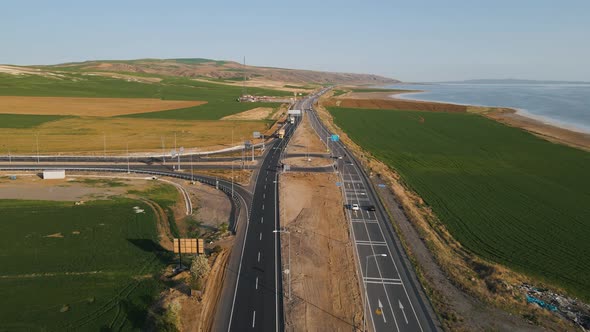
278,128 -> 285,138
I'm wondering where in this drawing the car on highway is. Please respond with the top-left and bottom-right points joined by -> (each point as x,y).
351,203 -> 360,211
367,205 -> 376,211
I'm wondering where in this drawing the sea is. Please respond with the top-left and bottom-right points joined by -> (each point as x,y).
384,83 -> 590,134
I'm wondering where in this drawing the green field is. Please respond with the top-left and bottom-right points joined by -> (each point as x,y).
0,198 -> 170,331
329,107 -> 590,299
0,72 -> 289,120
0,114 -> 68,128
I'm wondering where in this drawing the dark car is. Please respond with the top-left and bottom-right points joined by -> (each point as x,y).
367,205 -> 376,211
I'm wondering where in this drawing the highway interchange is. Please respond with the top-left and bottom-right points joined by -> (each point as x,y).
0,89 -> 438,331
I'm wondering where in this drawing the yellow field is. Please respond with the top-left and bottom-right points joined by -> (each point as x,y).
1,117 -> 269,155
0,96 -> 205,116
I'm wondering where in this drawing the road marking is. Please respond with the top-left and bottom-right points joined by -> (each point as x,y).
255,277 -> 259,290
259,232 -> 262,240
262,204 -> 265,210
261,217 -> 264,224
263,193 -> 265,199
252,310 -> 256,328
264,185 -> 266,190
378,299 -> 387,323
257,251 -> 261,262
399,300 -> 409,324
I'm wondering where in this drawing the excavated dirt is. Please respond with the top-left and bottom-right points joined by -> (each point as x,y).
281,156 -> 333,168
285,113 -> 329,155
279,172 -> 363,331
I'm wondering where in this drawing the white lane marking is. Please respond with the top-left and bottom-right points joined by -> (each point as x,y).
399,300 -> 409,324
252,310 -> 256,328
264,185 -> 267,190
263,193 -> 266,199
261,217 -> 264,224
257,251 -> 261,262
262,204 -> 265,210
259,232 -> 262,240
255,277 -> 259,290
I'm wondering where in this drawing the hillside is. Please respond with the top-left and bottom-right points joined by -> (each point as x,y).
34,58 -> 398,86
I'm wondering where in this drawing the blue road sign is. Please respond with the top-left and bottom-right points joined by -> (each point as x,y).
378,184 -> 386,188
336,182 -> 343,187
331,134 -> 340,142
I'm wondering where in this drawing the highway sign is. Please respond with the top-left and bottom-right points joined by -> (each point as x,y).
287,109 -> 301,115
253,131 -> 261,138
336,182 -> 342,187
331,134 -> 340,142
244,140 -> 252,148
378,184 -> 386,188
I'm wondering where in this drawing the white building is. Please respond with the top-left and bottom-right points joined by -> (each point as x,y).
43,169 -> 65,180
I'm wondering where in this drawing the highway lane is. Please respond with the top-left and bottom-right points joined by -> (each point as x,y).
227,91 -> 328,331
305,101 -> 439,331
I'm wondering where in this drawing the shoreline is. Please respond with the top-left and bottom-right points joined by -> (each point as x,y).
392,90 -> 590,135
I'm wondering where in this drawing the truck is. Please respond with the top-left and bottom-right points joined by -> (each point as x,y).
289,116 -> 295,124
278,128 -> 285,139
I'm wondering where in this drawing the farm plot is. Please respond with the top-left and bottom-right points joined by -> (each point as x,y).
0,198 -> 167,331
328,106 -> 590,300
0,73 -> 289,120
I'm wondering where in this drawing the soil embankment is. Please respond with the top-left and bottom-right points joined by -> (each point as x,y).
279,172 -> 362,331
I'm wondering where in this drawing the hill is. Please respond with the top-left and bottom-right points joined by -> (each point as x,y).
33,58 -> 398,85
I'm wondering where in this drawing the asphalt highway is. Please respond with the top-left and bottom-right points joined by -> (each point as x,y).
226,91 -> 327,331
305,100 -> 439,331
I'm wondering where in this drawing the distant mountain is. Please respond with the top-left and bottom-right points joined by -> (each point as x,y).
436,79 -> 590,85
33,58 -> 399,85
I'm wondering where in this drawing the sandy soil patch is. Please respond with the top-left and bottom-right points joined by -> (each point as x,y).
0,65 -> 65,78
285,113 -> 329,155
190,181 -> 231,228
483,108 -> 590,151
338,91 -> 418,100
84,72 -> 162,83
221,107 -> 275,121
281,156 -> 333,168
280,172 -> 362,331
1,117 -> 266,155
324,97 -> 468,113
0,96 -> 205,117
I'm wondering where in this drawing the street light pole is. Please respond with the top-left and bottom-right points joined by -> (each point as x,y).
126,142 -> 130,174
363,253 -> 387,332
273,228 -> 291,301
35,133 -> 40,163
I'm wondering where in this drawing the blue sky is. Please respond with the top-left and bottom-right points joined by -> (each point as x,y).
1,0 -> 589,81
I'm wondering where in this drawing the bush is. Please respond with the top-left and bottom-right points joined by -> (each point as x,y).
190,255 -> 210,280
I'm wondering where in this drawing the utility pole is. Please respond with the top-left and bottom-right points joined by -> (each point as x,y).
231,127 -> 234,199
126,142 -> 130,174
35,133 -> 40,163
190,153 -> 194,182
161,136 -> 166,165
103,133 -> 106,159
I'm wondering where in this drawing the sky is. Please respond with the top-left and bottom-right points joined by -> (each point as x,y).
1,0 -> 589,82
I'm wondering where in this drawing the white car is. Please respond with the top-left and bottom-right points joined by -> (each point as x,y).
351,204 -> 360,211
